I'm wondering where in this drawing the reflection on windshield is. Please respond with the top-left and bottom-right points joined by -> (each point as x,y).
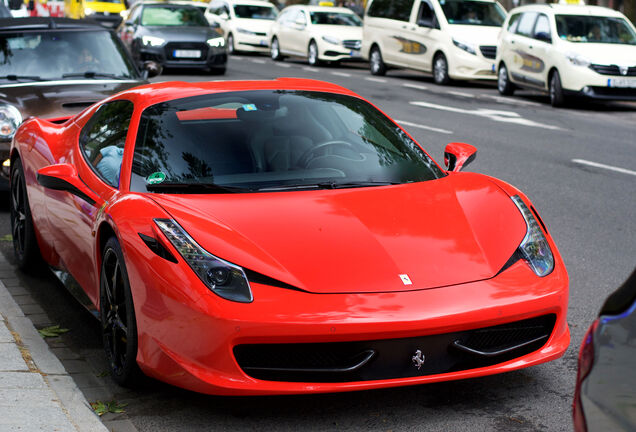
309,11 -> 362,26
555,15 -> 636,44
141,6 -> 209,26
441,0 -> 505,26
131,91 -> 444,193
0,31 -> 138,81
233,5 -> 277,20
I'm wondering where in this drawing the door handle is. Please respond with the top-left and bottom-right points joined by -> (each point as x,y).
402,24 -> 407,29
528,45 -> 533,49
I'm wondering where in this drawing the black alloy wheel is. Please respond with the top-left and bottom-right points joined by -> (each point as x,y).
10,158 -> 40,270
369,46 -> 386,76
433,53 -> 450,85
100,237 -> 142,387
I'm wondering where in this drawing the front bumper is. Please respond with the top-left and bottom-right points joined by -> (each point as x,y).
562,64 -> 636,101
126,243 -> 569,395
448,48 -> 497,81
139,44 -> 227,70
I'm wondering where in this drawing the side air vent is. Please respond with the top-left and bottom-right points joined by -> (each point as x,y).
138,233 -> 178,263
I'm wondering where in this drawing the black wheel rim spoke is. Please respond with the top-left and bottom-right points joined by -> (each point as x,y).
102,248 -> 129,374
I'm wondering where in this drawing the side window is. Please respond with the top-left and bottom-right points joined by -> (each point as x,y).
507,13 -> 521,33
390,0 -> 415,22
516,12 -> 538,37
533,14 -> 551,42
79,100 -> 134,188
417,0 -> 437,27
367,0 -> 390,18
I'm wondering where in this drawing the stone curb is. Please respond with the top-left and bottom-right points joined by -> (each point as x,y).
0,278 -> 108,432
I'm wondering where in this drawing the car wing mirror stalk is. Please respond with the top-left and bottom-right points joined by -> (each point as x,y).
444,142 -> 477,172
37,164 -> 104,207
142,60 -> 162,79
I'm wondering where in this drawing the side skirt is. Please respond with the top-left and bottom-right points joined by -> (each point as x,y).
50,267 -> 99,320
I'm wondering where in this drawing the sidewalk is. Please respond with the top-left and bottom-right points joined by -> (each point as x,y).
0,278 -> 107,432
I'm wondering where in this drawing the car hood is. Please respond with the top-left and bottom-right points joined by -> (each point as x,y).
150,172 -> 526,294
0,80 -> 144,120
232,18 -> 275,33
557,41 -> 636,66
144,26 -> 216,42
448,24 -> 500,45
312,25 -> 362,40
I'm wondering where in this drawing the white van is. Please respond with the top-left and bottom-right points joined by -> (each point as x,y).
361,0 -> 507,84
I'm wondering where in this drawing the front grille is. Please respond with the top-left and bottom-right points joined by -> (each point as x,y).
165,42 -> 208,61
342,39 -> 361,50
588,86 -> 636,100
234,314 -> 556,382
254,31 -> 267,36
589,64 -> 636,76
479,45 -> 497,59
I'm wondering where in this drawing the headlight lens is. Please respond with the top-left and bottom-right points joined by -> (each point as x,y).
207,37 -> 225,47
321,36 -> 340,45
236,27 -> 256,35
142,36 -> 165,47
154,219 -> 253,303
511,196 -> 554,277
452,38 -> 476,55
566,52 -> 591,67
0,104 -> 22,140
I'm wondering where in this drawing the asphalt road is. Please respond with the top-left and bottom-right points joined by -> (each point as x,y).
1,54 -> 635,431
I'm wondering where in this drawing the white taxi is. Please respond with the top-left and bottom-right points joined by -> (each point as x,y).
269,5 -> 363,66
496,4 -> 636,106
204,0 -> 277,54
362,0 -> 507,84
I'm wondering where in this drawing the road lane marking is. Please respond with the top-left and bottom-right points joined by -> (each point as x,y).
447,90 -> 475,98
250,59 -> 266,64
396,119 -> 452,134
572,159 -> 636,177
275,63 -> 292,68
410,101 -> 562,130
303,67 -> 320,72
331,71 -> 352,77
366,77 -> 387,83
480,94 -> 542,107
403,83 -> 428,91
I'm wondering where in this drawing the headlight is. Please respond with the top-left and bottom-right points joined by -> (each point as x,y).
236,27 -> 256,35
566,52 -> 591,67
511,196 -> 554,277
154,219 -> 253,303
452,38 -> 476,55
142,36 -> 165,47
321,36 -> 340,45
0,104 -> 22,140
84,7 -> 95,15
207,37 -> 225,47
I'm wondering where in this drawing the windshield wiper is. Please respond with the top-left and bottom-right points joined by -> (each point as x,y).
259,181 -> 400,192
61,72 -> 131,80
146,182 -> 252,194
0,74 -> 44,81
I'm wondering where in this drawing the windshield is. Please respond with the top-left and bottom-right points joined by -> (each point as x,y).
441,0 -> 506,26
0,30 -> 139,81
309,11 -> 362,26
141,6 -> 209,26
233,5 -> 277,20
555,15 -> 636,44
131,90 -> 444,193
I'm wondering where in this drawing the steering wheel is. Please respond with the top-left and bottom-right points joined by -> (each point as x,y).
297,140 -> 354,168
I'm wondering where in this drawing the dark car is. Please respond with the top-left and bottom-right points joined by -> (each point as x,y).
117,2 -> 227,74
0,17 -> 159,189
573,268 -> 636,432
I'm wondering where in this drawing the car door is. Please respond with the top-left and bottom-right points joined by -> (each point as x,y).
47,100 -> 134,305
403,0 -> 441,72
275,8 -> 295,54
288,9 -> 309,56
526,13 -> 553,89
508,12 -> 544,88
381,0 -> 416,66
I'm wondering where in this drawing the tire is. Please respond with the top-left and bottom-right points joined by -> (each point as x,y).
497,63 -> 515,96
100,237 -> 142,387
433,53 -> 450,85
209,66 -> 226,75
550,70 -> 566,107
307,40 -> 320,66
227,33 -> 235,55
369,45 -> 386,76
270,37 -> 284,61
10,157 -> 41,271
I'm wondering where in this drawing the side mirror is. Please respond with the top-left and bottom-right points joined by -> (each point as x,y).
219,12 -> 229,20
294,17 -> 306,28
37,164 -> 103,207
141,60 -> 162,79
444,142 -> 477,172
417,18 -> 433,28
210,21 -> 221,29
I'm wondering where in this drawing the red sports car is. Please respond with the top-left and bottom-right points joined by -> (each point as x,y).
10,79 -> 569,395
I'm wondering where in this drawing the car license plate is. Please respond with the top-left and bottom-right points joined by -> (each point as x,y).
173,50 -> 201,58
608,78 -> 636,88
259,40 -> 266,46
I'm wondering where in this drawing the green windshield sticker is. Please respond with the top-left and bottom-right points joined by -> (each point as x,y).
146,172 -> 166,185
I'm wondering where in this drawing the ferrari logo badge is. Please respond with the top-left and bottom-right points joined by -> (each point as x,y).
399,274 -> 412,285
412,350 -> 425,369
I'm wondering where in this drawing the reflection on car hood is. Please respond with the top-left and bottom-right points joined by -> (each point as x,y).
143,26 -> 217,42
312,25 -> 362,41
448,24 -> 500,45
150,172 -> 527,294
558,41 -> 636,65
0,80 -> 144,121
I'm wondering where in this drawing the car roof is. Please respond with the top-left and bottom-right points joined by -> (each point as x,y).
0,17 -> 108,31
509,4 -> 626,18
